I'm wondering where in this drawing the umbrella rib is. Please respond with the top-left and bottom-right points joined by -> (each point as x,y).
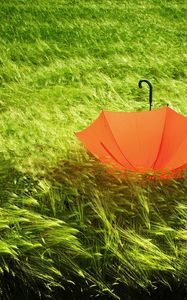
100,142 -> 127,168
162,134 -> 187,170
102,112 -> 137,170
172,162 -> 187,173
151,107 -> 168,169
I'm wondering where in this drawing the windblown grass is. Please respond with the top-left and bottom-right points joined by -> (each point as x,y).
1,155 -> 187,299
0,0 -> 186,171
0,0 -> 187,299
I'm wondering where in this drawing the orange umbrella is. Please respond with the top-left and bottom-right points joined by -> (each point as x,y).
76,80 -> 187,178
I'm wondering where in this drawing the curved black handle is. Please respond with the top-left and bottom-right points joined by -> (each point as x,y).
138,80 -> 153,111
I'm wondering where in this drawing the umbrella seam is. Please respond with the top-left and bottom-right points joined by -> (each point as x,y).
134,114 -> 142,168
102,111 -> 137,171
151,107 -> 168,169
172,161 -> 187,173
162,134 -> 187,170
100,142 -> 128,168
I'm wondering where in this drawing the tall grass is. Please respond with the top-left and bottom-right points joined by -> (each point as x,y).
0,0 -> 186,171
0,0 -> 187,299
2,155 -> 187,299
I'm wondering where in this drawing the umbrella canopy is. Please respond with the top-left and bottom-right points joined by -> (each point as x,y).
76,81 -> 187,178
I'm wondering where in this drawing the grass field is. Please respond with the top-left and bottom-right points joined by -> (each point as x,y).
0,0 -> 187,299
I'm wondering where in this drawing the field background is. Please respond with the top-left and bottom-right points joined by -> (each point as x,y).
0,0 -> 187,299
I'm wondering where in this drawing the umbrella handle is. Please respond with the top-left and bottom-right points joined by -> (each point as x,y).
138,80 -> 153,111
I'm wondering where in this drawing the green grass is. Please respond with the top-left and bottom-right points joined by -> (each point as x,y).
0,0 -> 187,299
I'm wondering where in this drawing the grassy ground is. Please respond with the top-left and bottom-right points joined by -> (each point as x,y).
0,0 -> 187,299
